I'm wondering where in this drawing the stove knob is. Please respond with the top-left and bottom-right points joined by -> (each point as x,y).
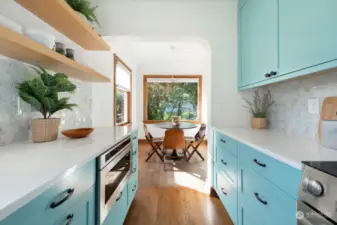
302,177 -> 309,191
307,180 -> 324,197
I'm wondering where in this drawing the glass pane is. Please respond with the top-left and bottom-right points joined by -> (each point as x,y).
146,82 -> 199,120
116,90 -> 128,124
116,63 -> 131,91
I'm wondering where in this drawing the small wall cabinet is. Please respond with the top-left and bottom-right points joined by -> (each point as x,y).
239,0 -> 337,90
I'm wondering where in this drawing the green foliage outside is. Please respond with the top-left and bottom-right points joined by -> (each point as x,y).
66,0 -> 100,26
116,90 -> 124,124
16,67 -> 77,119
147,82 -> 199,120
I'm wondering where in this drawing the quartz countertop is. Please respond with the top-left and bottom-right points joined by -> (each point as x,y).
0,126 -> 137,221
214,127 -> 337,170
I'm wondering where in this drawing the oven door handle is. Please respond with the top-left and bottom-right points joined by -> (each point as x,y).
101,146 -> 131,174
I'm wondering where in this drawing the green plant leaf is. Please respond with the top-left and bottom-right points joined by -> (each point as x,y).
18,91 -> 42,111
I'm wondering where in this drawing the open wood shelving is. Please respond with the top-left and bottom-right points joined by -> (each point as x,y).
16,0 -> 110,51
0,25 -> 110,82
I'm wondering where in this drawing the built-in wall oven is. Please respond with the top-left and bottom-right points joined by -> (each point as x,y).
297,162 -> 337,225
97,136 -> 132,224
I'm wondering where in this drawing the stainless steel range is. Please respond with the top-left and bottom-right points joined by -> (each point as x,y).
97,136 -> 132,224
297,161 -> 337,225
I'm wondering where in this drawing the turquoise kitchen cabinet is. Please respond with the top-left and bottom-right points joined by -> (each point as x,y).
212,129 -> 302,225
102,186 -> 128,225
0,160 -> 95,225
239,0 -> 278,87
53,187 -> 95,225
127,173 -> 138,209
279,0 -> 337,76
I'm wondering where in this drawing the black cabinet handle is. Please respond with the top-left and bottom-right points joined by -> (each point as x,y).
132,151 -> 137,155
221,159 -> 227,165
220,139 -> 226,143
270,71 -> 277,76
132,168 -> 137,173
116,192 -> 123,202
133,136 -> 137,140
253,159 -> 266,168
132,184 -> 137,192
254,192 -> 268,205
265,73 -> 271,78
221,188 -> 227,195
65,214 -> 74,225
50,188 -> 74,208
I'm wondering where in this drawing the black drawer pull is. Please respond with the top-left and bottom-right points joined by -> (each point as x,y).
116,192 -> 123,202
221,159 -> 227,165
254,192 -> 268,205
65,214 -> 74,225
132,184 -> 137,192
132,151 -> 137,155
253,159 -> 266,168
50,188 -> 74,208
220,139 -> 226,143
132,168 -> 137,173
221,188 -> 227,195
133,136 -> 137,140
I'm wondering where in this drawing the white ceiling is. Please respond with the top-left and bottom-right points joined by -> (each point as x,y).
104,38 -> 210,63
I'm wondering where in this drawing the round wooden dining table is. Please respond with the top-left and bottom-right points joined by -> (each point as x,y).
154,122 -> 197,159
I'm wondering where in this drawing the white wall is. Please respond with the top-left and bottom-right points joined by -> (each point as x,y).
136,59 -> 210,139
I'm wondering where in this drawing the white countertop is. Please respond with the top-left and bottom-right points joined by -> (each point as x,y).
0,126 -> 137,221
214,127 -> 337,170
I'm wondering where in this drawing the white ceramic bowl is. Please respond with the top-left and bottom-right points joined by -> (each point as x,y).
0,13 -> 22,34
22,27 -> 55,49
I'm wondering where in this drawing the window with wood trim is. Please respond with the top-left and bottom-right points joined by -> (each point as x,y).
143,75 -> 202,124
114,55 -> 132,126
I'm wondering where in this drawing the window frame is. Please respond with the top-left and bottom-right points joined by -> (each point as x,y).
143,75 -> 202,124
114,54 -> 132,126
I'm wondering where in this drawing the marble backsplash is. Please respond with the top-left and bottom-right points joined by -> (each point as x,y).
242,70 -> 337,139
0,56 -> 92,146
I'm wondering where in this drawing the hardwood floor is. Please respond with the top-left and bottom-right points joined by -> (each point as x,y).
124,142 -> 233,225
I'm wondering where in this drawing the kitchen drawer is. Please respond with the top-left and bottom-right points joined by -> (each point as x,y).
0,160 -> 95,225
216,146 -> 238,186
127,174 -> 138,208
215,131 -> 238,156
102,185 -> 128,225
238,206 -> 266,225
241,167 -> 296,225
53,186 -> 95,225
215,170 -> 237,224
238,143 -> 301,199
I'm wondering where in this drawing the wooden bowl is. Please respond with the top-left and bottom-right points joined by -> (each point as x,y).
61,128 -> 94,139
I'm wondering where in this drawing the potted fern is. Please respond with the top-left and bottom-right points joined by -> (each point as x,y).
17,67 -> 77,142
66,0 -> 100,27
243,89 -> 275,129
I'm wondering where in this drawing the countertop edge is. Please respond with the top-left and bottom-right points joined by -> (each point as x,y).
213,127 -> 302,170
0,127 -> 137,222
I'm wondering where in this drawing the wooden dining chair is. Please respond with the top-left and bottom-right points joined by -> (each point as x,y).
163,128 -> 186,159
144,124 -> 164,162
185,124 -> 206,161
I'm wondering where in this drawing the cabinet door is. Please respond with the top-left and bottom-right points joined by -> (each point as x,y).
279,0 -> 337,75
102,187 -> 128,225
127,174 -> 138,209
239,0 -> 278,87
53,187 -> 95,225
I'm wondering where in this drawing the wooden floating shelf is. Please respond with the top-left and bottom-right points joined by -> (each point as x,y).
16,0 -> 110,51
0,26 -> 110,82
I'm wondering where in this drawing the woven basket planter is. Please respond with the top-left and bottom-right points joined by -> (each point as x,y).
32,118 -> 60,143
251,118 -> 267,129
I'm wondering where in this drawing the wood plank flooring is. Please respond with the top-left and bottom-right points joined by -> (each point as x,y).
124,142 -> 233,225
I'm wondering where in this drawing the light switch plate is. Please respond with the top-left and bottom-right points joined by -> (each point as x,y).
308,98 -> 319,114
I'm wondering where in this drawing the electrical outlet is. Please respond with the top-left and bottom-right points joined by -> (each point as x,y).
308,98 -> 319,114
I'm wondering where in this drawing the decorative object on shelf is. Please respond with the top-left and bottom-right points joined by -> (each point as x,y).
66,0 -> 100,27
66,48 -> 75,60
0,13 -> 22,34
55,42 -> 66,55
61,128 -> 94,139
171,116 -> 181,126
318,96 -> 337,142
22,27 -> 55,49
16,66 -> 77,142
243,89 -> 275,129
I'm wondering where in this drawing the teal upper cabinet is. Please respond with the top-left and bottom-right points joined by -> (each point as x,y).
279,0 -> 337,75
239,0 -> 278,87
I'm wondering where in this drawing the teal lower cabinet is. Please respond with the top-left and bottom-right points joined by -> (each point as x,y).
102,186 -> 128,225
213,129 -> 302,225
